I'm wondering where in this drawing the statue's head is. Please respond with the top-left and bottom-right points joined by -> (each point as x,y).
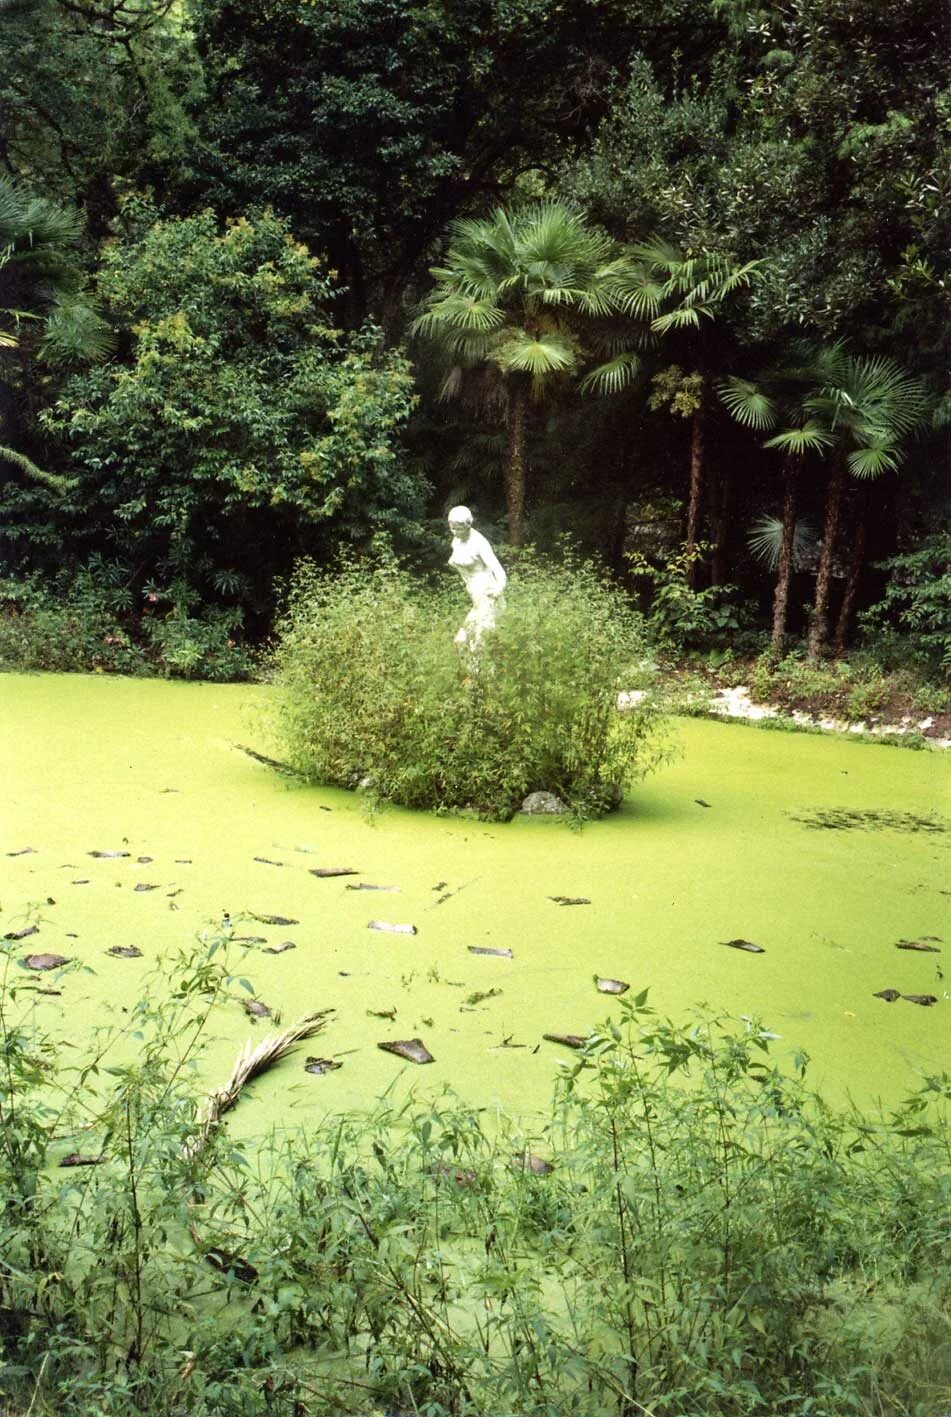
448,505 -> 473,535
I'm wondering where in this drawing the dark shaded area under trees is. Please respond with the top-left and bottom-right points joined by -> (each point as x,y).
1,0 -> 949,674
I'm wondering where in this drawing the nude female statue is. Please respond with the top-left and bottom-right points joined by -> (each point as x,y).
447,506 -> 507,648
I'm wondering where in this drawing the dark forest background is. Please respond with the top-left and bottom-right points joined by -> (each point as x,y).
2,0 -> 949,674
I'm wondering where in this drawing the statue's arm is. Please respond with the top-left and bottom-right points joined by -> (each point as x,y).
479,534 -> 507,595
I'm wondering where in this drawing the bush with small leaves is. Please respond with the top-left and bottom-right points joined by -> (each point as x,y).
272,552 -> 665,819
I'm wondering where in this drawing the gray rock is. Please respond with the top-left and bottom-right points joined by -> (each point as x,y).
520,791 -> 568,816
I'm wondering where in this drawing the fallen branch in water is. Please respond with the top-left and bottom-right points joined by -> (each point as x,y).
233,743 -> 300,775
183,1012 -> 330,1161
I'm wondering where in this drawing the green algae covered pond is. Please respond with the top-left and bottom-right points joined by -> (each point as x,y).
2,672 -> 950,1131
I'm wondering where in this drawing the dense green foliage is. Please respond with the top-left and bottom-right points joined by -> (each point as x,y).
2,935 -> 951,1416
272,555 -> 663,818
28,205 -> 423,620
859,534 -> 951,682
1,0 -> 949,655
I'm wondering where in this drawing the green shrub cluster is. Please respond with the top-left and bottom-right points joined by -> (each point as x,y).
0,564 -> 254,681
2,933 -> 951,1417
748,650 -> 947,723
271,553 -> 664,819
859,534 -> 951,684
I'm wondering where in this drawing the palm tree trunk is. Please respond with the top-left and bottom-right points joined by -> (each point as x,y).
771,459 -> 799,654
833,491 -> 868,658
685,398 -> 705,586
807,455 -> 846,661
505,381 -> 528,546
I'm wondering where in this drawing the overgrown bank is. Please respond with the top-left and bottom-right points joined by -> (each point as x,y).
2,937 -> 950,1417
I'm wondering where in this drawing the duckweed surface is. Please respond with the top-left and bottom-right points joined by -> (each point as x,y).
2,674 -> 949,1133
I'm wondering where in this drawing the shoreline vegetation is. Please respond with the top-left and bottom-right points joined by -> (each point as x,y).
2,936 -> 951,1417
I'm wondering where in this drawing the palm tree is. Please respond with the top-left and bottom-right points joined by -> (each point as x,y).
0,176 -> 114,484
720,368 -> 833,651
412,202 -> 633,544
587,239 -> 761,581
801,349 -> 929,659
720,348 -> 929,658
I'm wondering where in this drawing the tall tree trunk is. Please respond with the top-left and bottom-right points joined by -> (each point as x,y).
807,455 -> 846,661
685,397 -> 705,586
833,490 -> 868,657
771,459 -> 799,654
710,462 -> 732,586
505,381 -> 528,545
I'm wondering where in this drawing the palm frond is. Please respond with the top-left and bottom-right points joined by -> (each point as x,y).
847,443 -> 901,478
764,421 -> 835,456
183,1013 -> 330,1162
41,295 -> 116,367
579,351 -> 642,396
494,330 -> 578,377
717,376 -> 777,430
747,514 -> 817,571
651,305 -> 710,333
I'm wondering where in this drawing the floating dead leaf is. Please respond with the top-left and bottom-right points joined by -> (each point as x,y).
7,847 -> 36,857
72,879 -> 90,885
24,953 -> 71,971
5,925 -> 39,941
244,1000 -> 272,1019
346,882 -> 400,892
896,939 -> 942,952
549,896 -> 591,906
378,1038 -> 434,1064
263,941 -> 296,955
368,920 -> 417,935
107,946 -> 143,959
595,976 -> 630,995
695,799 -> 712,808
59,1153 -> 103,1167
310,867 -> 359,878
721,938 -> 765,953
134,883 -> 159,893
89,850 -> 130,859
175,858 -> 192,864
873,989 -> 901,1002
468,945 -> 513,958
514,1152 -> 554,1176
304,1057 -> 342,1075
136,856 -> 153,864
253,857 -> 284,867
902,994 -> 939,1006
232,935 -> 267,945
368,1007 -> 397,1020
252,913 -> 298,926
202,1248 -> 257,1284
543,1032 -> 586,1050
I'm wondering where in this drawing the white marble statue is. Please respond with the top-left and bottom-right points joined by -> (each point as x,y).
447,506 -> 506,648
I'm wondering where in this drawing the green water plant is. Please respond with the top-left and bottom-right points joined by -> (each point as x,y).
3,929 -> 951,1417
271,552 -> 664,820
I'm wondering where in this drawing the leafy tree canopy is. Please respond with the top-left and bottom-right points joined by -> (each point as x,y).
36,203 -> 424,610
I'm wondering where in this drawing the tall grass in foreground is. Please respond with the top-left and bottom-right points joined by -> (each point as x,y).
2,935 -> 951,1417
270,554 -> 665,819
